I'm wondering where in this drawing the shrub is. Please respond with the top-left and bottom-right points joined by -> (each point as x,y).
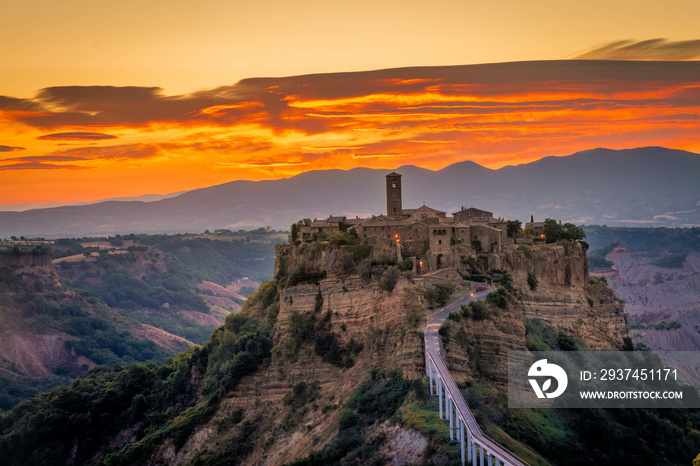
358,259 -> 372,283
398,258 -> 414,272
485,287 -> 509,309
424,282 -> 456,308
438,321 -> 451,343
517,244 -> 533,259
287,267 -> 326,287
527,272 -> 538,291
314,290 -> 324,313
404,307 -> 423,330
469,300 -> 488,320
379,266 -> 400,292
342,244 -> 372,262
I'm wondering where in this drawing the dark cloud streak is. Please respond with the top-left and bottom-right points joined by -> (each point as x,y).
55,144 -> 159,160
0,145 -> 25,152
575,39 -> 700,60
1,155 -> 86,163
0,162 -> 86,171
38,132 -> 118,141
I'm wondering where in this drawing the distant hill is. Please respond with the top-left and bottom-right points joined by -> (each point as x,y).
2,146 -> 699,238
0,191 -> 186,213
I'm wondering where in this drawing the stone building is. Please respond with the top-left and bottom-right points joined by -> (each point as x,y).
302,172 -> 515,274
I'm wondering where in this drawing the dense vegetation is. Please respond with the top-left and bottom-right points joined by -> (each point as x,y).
583,225 -> 700,256
63,252 -> 217,343
0,231 -> 281,412
0,268 -> 174,412
288,372 -> 425,465
136,232 -> 277,283
0,281 -> 279,465
3,225 -> 699,464
55,231 -> 281,343
649,253 -> 688,269
543,218 -> 586,244
447,308 -> 700,465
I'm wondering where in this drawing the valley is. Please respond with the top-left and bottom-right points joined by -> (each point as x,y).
0,231 -> 280,411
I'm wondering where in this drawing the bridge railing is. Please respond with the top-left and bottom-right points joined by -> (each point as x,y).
426,351 -> 528,466
423,290 -> 529,466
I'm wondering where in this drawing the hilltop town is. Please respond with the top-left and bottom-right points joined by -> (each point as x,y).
297,172 -> 556,274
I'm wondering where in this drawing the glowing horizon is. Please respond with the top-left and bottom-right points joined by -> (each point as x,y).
2,60 -> 700,207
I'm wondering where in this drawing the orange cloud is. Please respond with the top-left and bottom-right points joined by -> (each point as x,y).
1,60 -> 699,206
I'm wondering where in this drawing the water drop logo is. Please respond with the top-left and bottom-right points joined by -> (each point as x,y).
528,359 -> 568,398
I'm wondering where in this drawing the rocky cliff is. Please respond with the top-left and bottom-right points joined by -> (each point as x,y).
502,242 -> 625,349
444,242 -> 626,389
0,252 -> 53,269
160,244 -> 430,465
0,237 -> 634,465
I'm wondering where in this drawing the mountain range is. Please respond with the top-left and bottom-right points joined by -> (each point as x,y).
2,146 -> 699,238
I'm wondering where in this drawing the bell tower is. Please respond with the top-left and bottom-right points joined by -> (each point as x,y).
386,172 -> 402,217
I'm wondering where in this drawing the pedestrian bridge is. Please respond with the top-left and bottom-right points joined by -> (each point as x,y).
424,291 -> 529,466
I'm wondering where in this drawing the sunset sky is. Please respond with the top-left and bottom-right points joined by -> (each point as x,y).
2,0 -> 700,207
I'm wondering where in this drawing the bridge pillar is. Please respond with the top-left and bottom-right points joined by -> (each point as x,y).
438,378 -> 443,419
467,429 -> 472,464
445,384 -> 449,418
472,442 -> 477,466
460,421 -> 465,465
488,453 -> 493,466
448,397 -> 452,440
429,361 -> 434,396
480,446 -> 484,466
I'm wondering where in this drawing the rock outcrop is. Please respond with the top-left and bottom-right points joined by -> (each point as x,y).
154,239 -> 628,464
0,253 -> 53,269
503,242 -> 625,349
166,253 -> 428,465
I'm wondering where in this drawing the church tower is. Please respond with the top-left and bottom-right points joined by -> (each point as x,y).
386,172 -> 402,217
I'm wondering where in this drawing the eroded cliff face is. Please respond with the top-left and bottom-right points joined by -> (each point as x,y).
0,253 -> 53,269
443,302 -> 527,386
502,242 -> 625,349
159,240 -> 627,464
444,242 -> 626,388
606,248 -> 700,351
165,258 -> 428,465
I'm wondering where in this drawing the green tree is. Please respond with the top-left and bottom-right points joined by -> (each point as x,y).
109,237 -> 124,247
290,223 -> 299,243
523,225 -> 536,237
507,220 -> 522,238
562,223 -> 585,241
543,218 -> 564,243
